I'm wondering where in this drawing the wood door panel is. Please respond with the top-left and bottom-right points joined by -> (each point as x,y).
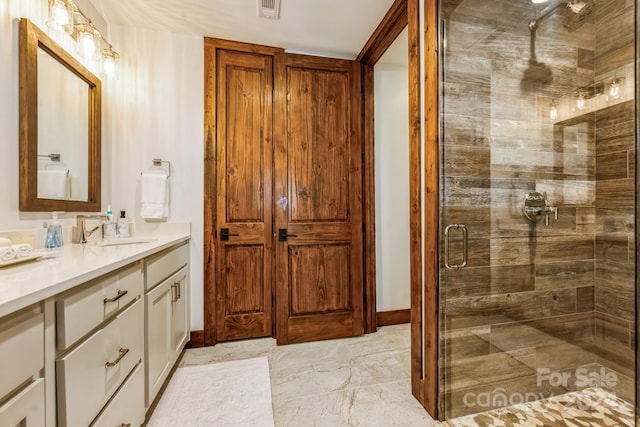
220,51 -> 270,223
215,48 -> 273,342
275,54 -> 363,344
219,244 -> 268,340
288,67 -> 350,222
286,312 -> 354,343
225,245 -> 265,315
289,244 -> 351,315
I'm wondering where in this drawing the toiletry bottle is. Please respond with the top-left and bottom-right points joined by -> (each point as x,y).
103,205 -> 117,237
45,211 -> 64,248
117,211 -> 130,237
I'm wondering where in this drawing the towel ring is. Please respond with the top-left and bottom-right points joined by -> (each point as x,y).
140,158 -> 172,178
38,153 -> 61,162
152,158 -> 171,178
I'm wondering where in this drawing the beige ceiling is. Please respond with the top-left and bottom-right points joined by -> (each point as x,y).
88,0 -> 397,59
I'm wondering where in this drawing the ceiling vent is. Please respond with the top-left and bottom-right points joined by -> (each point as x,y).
258,0 -> 281,20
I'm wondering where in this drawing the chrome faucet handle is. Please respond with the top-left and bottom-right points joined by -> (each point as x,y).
544,206 -> 558,226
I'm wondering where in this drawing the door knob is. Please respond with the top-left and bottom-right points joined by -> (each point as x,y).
278,228 -> 298,242
220,228 -> 239,241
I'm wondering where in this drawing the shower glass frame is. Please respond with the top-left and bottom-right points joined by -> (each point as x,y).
437,0 -> 638,423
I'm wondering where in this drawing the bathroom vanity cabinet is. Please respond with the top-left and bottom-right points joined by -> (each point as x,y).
0,229 -> 190,427
0,306 -> 45,426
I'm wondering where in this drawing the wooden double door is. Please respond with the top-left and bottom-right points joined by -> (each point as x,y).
206,40 -> 363,345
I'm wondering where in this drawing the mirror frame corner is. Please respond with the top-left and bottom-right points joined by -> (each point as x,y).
19,18 -> 102,213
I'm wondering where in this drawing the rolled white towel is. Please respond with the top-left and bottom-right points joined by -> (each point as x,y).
0,237 -> 12,247
12,244 -> 33,258
0,247 -> 16,262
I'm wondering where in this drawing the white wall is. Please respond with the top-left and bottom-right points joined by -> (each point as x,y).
374,30 -> 410,312
0,0 -> 112,230
0,1 -> 205,329
105,24 -> 205,330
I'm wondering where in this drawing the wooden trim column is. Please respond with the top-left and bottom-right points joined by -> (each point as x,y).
417,0 -> 440,418
408,0 -> 425,408
358,0 -> 408,335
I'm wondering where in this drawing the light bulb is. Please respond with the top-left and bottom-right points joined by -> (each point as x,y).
47,0 -> 73,35
576,90 -> 586,110
549,101 -> 557,120
77,25 -> 97,60
102,47 -> 119,79
103,56 -> 115,79
531,0 -> 548,3
608,77 -> 623,100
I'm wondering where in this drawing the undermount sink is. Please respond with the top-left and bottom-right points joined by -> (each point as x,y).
90,238 -> 157,247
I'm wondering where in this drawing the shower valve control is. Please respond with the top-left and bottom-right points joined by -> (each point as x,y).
523,191 -> 558,226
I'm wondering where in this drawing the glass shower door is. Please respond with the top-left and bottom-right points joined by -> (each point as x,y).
439,0 -> 636,424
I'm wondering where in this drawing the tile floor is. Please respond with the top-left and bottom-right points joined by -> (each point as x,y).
175,324 -> 637,427
180,324 -> 442,426
448,387 -> 635,427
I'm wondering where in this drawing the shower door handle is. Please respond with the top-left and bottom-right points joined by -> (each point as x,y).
444,224 -> 468,270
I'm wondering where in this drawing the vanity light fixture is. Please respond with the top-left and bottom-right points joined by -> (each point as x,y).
47,0 -> 74,35
531,0 -> 548,3
549,100 -> 557,120
47,0 -> 120,78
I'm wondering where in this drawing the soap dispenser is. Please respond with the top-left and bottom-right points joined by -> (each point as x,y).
117,211 -> 130,237
45,211 -> 64,248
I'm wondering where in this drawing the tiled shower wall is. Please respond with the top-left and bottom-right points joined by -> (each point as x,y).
440,0 -> 635,419
592,0 -> 636,404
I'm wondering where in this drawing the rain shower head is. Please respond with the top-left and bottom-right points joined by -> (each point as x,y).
563,0 -> 596,31
528,0 -> 596,32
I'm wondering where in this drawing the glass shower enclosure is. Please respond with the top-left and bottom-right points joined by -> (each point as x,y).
439,0 -> 637,424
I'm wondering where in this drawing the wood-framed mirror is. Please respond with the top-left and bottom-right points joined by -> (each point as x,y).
19,18 -> 101,212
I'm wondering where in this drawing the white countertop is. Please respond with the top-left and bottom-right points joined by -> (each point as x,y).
0,225 -> 190,318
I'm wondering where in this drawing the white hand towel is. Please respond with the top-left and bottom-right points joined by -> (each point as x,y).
141,173 -> 169,219
37,170 -> 70,199
12,244 -> 33,258
0,237 -> 12,247
0,247 -> 16,262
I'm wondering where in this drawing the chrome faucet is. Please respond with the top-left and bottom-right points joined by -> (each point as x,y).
523,191 -> 558,226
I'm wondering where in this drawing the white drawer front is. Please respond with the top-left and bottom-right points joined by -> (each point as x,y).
57,263 -> 143,349
91,362 -> 145,427
0,309 -> 43,400
57,300 -> 143,427
145,242 -> 189,291
0,378 -> 45,427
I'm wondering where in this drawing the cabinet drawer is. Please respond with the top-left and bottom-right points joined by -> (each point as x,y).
146,242 -> 189,291
0,308 -> 43,400
57,300 -> 143,427
57,263 -> 143,349
0,378 -> 45,427
91,362 -> 145,427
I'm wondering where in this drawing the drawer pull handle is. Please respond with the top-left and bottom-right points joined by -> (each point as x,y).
121,424 -> 131,427
175,282 -> 181,300
105,348 -> 129,367
104,289 -> 128,304
171,283 -> 180,302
